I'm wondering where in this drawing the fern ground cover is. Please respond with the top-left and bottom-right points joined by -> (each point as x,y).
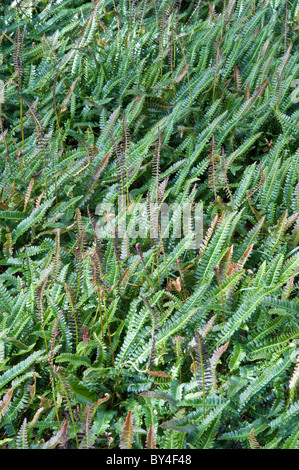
0,0 -> 299,450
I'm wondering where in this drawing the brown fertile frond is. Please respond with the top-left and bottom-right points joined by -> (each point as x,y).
120,410 -> 134,449
244,81 -> 250,101
157,176 -> 169,202
147,370 -> 172,378
24,177 -> 34,212
289,356 -> 299,401
145,424 -> 157,449
73,208 -> 88,301
224,0 -> 237,25
198,315 -> 217,338
64,282 -> 80,349
238,243 -> 254,269
219,148 -> 233,207
28,407 -> 44,428
79,403 -> 96,449
29,373 -> 37,402
234,64 -> 242,91
208,134 -> 219,201
251,78 -> 268,101
197,214 -> 218,258
136,242 -> 149,275
91,394 -> 110,418
158,9 -> 166,57
23,97 -> 44,131
13,26 -> 26,85
87,205 -> 106,286
140,294 -> 161,368
0,387 -> 14,422
110,131 -> 127,199
218,245 -> 234,281
281,276 -> 294,300
249,429 -> 261,449
52,230 -> 61,281
152,129 -> 162,202
60,76 -> 80,112
168,31 -> 174,75
36,277 -> 48,322
48,312 -> 62,366
122,111 -> 131,163
89,253 -> 107,290
58,419 -> 70,449
82,324 -> 89,347
42,419 -> 70,449
210,340 -> 230,389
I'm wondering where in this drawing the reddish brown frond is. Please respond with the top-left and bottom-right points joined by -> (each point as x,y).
145,424 -> 156,449
120,410 -> 134,449
0,387 -> 14,422
147,370 -> 172,378
249,429 -> 261,449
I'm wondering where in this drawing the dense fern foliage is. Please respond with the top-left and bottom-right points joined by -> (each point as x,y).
0,0 -> 299,449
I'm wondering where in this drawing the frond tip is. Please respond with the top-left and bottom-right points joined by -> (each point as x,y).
0,387 -> 14,422
145,424 -> 157,449
120,410 -> 134,449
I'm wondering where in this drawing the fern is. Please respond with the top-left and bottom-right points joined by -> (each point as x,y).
0,0 -> 298,450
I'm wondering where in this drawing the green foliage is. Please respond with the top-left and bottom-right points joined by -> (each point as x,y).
0,0 -> 299,449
